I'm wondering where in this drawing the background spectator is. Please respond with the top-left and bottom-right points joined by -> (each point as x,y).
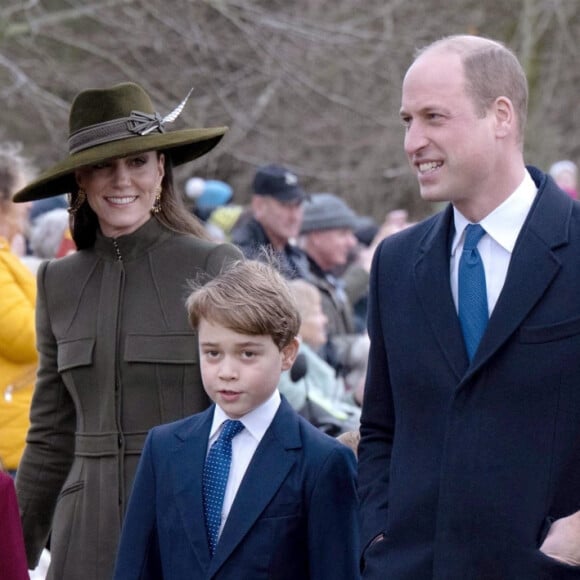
548,159 -> 578,199
298,192 -> 369,393
0,143 -> 36,257
21,207 -> 72,273
279,278 -> 361,435
0,143 -> 37,477
230,163 -> 310,279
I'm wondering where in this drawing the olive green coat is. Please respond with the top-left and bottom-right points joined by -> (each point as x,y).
16,218 -> 242,580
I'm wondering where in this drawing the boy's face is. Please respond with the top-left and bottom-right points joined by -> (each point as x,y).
198,319 -> 299,419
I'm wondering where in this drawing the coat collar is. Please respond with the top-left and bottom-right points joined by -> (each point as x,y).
93,217 -> 173,261
466,167 -> 571,376
414,166 -> 573,380
414,205 -> 468,379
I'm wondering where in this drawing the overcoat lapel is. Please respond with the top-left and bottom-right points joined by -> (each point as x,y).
171,407 -> 215,569
208,399 -> 301,578
467,172 -> 570,376
415,170 -> 572,382
414,205 -> 468,380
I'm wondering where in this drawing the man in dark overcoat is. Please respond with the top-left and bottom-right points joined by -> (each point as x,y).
358,34 -> 580,579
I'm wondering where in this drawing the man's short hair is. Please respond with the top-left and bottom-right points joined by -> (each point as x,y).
186,259 -> 300,350
417,35 -> 528,146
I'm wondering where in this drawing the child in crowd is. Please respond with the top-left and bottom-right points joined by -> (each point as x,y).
113,260 -> 360,579
279,278 -> 361,435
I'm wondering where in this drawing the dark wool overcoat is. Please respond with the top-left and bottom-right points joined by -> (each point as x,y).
358,168 -> 580,579
16,218 -> 242,580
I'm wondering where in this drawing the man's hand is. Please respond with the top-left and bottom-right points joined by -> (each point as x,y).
540,510 -> 580,566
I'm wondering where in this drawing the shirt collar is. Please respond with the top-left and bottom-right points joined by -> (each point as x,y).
452,170 -> 537,255
210,389 -> 281,442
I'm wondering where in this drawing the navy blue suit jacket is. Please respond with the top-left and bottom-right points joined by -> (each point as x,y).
114,396 -> 360,579
358,168 -> 580,579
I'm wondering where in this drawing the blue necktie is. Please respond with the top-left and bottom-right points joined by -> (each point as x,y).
458,224 -> 489,361
203,419 -> 244,556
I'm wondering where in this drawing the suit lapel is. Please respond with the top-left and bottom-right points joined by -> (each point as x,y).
171,406 -> 215,569
414,205 -> 469,380
208,399 -> 301,577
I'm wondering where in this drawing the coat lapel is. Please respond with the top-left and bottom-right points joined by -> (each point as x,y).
467,170 -> 571,376
207,399 -> 301,577
414,205 -> 469,380
171,406 -> 215,569
415,170 -> 572,382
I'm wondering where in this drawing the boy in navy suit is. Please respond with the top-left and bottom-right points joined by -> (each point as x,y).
114,259 -> 360,579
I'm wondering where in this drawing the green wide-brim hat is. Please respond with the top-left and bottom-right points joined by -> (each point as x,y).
13,82 -> 228,203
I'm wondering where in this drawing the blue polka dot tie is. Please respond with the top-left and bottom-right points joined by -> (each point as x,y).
203,419 -> 244,556
458,224 -> 489,361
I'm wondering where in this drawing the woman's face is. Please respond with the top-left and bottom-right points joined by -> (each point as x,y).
75,151 -> 164,238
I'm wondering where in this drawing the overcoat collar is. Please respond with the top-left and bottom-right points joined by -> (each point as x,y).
93,217 -> 172,261
414,167 -> 572,381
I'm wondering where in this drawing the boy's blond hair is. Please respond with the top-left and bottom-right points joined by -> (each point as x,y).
186,259 -> 301,350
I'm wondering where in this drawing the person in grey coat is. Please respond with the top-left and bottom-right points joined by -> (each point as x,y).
12,82 -> 242,580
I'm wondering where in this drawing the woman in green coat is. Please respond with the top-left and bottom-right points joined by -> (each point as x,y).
13,82 -> 242,580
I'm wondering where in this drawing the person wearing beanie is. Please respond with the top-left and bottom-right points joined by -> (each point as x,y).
298,193 -> 370,402
300,192 -> 360,237
230,163 -> 310,279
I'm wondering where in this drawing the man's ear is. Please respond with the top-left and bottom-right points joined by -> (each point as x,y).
493,96 -> 515,139
251,195 -> 266,219
281,337 -> 300,371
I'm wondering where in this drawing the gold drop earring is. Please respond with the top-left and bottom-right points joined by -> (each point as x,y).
151,185 -> 162,214
68,188 -> 86,215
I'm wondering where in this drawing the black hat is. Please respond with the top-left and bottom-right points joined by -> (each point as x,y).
252,164 -> 306,203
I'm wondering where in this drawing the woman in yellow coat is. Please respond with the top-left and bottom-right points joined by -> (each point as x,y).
0,143 -> 37,473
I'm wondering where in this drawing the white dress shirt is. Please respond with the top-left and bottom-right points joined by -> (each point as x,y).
450,171 -> 537,316
207,389 -> 281,539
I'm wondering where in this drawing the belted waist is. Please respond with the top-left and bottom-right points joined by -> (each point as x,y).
75,431 -> 148,457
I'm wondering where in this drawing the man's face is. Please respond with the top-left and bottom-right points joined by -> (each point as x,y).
306,228 -> 357,271
400,49 -> 498,216
253,195 -> 303,246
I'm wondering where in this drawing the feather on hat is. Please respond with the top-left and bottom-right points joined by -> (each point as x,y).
13,82 -> 227,202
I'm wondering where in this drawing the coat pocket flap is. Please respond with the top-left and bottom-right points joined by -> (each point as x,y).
124,333 -> 198,364
520,315 -> 580,343
57,337 -> 95,371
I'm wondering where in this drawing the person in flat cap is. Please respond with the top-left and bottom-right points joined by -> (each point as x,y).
230,163 -> 310,279
12,82 -> 242,580
298,193 -> 371,405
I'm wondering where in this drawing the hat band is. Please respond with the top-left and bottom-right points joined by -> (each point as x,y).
68,110 -> 166,155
